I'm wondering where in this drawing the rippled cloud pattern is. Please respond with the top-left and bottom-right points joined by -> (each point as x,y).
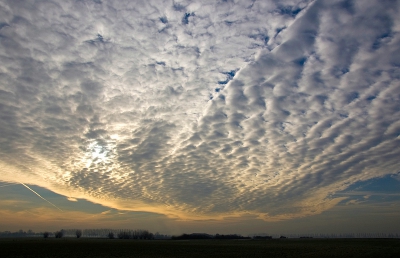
1,0 -> 399,220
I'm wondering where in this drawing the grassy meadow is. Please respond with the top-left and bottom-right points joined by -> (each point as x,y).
1,238 -> 399,258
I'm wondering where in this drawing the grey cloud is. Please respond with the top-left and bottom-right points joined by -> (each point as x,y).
1,0 -> 398,221
80,80 -> 104,99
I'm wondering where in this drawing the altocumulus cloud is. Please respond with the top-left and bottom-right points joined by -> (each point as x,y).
0,0 -> 399,220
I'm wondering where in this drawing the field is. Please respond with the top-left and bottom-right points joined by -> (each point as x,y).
1,238 -> 399,258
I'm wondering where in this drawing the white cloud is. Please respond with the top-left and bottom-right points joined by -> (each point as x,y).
0,0 -> 399,221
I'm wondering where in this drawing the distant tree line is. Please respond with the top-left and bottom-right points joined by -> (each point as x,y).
171,233 -> 213,240
215,234 -> 251,240
36,228 -> 168,239
113,229 -> 154,240
50,229 -> 164,239
1,230 -> 399,239
0,229 -> 42,238
253,235 -> 273,240
0,229 -> 170,239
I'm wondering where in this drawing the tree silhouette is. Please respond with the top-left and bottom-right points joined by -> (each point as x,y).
117,231 -> 130,239
43,232 -> 49,238
55,230 -> 64,238
76,229 -> 82,238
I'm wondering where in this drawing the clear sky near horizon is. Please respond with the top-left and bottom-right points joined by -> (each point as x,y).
0,0 -> 400,235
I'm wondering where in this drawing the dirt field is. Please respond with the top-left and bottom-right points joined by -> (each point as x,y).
1,238 -> 399,257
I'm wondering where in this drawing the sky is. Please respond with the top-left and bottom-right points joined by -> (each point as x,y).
0,0 -> 400,235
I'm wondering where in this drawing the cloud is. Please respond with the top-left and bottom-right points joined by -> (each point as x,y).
0,0 -> 399,222
100,210 -> 111,215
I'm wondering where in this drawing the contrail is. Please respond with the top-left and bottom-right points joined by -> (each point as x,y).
19,182 -> 63,212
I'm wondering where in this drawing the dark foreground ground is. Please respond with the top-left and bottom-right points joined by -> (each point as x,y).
1,238 -> 399,258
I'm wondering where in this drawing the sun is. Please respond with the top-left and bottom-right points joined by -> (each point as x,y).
84,140 -> 115,168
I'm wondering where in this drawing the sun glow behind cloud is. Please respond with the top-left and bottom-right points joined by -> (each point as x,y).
0,0 -> 399,226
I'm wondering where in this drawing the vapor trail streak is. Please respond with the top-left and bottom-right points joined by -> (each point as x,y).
19,182 -> 63,212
